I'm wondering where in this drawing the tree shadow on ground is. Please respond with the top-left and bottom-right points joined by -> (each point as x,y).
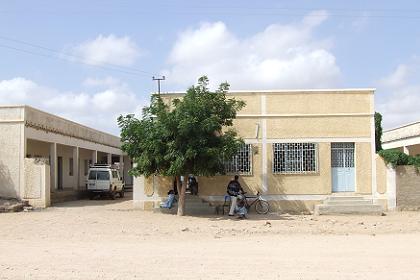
207,213 -> 297,221
51,193 -> 133,208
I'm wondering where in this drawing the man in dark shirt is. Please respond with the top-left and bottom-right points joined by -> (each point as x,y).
227,175 -> 244,216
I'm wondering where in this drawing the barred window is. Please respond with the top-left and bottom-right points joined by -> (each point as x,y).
224,144 -> 252,175
273,143 -> 318,174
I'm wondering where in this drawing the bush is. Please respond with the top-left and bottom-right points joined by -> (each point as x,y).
379,149 -> 420,169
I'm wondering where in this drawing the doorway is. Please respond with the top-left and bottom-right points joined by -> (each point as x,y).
57,156 -> 63,190
331,143 -> 355,192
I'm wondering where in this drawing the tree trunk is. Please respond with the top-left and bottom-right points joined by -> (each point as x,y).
177,175 -> 187,216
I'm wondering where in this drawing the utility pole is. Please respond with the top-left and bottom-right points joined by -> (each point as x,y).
152,75 -> 165,95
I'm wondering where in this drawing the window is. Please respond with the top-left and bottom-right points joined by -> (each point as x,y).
97,171 -> 110,180
88,170 -> 97,180
224,144 -> 252,175
69,158 -> 73,176
112,171 -> 119,179
272,143 -> 318,174
331,142 -> 354,168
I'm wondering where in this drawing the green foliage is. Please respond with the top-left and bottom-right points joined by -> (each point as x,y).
378,149 -> 420,169
117,76 -> 246,178
378,149 -> 410,167
375,112 -> 383,152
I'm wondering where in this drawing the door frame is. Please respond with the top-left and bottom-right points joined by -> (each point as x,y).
57,156 -> 63,190
331,142 -> 356,193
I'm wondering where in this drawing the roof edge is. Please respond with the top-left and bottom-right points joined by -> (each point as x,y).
153,88 -> 376,95
0,104 -> 120,139
384,120 -> 420,133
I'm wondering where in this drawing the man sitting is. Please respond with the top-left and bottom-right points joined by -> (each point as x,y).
227,175 -> 244,217
160,190 -> 176,209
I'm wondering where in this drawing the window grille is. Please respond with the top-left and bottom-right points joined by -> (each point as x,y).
331,143 -> 354,168
224,144 -> 253,175
272,143 -> 318,174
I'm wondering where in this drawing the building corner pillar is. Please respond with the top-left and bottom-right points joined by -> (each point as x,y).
92,150 -> 98,164
49,143 -> 57,191
73,147 -> 79,190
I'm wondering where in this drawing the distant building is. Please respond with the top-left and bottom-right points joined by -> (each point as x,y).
382,121 -> 420,156
133,88 -> 388,213
0,105 -> 132,207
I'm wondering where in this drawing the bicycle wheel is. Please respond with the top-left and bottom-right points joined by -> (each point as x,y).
255,200 -> 269,214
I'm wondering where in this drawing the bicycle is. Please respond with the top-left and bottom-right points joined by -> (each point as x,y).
241,191 -> 270,214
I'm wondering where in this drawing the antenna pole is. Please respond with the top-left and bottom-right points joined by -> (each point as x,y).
152,76 -> 166,95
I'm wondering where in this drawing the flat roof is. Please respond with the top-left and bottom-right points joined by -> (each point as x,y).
154,88 -> 376,95
0,105 -> 120,146
384,120 -> 420,133
382,120 -> 420,143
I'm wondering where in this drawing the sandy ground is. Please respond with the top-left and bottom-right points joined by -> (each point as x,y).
1,195 -> 420,279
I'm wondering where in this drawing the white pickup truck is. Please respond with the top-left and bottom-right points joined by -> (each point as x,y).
87,164 -> 124,199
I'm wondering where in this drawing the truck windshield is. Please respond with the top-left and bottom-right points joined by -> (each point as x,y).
88,171 -> 97,180
88,170 -> 110,180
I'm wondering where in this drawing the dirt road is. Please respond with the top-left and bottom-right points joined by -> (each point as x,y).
1,197 -> 420,279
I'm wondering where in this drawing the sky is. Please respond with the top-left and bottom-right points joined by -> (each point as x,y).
1,0 -> 420,135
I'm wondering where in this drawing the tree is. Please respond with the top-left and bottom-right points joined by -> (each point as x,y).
118,76 -> 245,216
375,112 -> 383,152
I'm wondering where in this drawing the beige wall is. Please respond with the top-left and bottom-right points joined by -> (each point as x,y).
266,92 -> 371,114
24,158 -> 50,208
0,122 -> 24,198
356,143 -> 373,194
139,90 -> 375,212
234,94 -> 261,114
376,155 -> 387,194
27,139 -> 50,158
267,143 -> 331,195
266,116 -> 371,138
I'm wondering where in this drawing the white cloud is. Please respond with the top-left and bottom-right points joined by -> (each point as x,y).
376,59 -> 420,129
162,11 -> 341,90
72,34 -> 141,66
0,77 -> 144,135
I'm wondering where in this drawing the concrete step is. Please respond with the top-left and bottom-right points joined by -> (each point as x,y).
314,204 -> 383,215
326,196 -> 369,201
324,200 -> 374,206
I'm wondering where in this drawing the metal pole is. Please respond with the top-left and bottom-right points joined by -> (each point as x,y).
152,76 -> 165,95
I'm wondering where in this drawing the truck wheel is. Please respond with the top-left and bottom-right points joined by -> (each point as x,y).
120,191 -> 125,198
110,192 -> 116,200
89,193 -> 95,200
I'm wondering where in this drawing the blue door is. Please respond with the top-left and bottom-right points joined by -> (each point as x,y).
331,143 -> 355,192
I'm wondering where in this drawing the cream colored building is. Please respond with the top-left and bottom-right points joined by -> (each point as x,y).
0,105 -> 132,207
134,88 -> 389,213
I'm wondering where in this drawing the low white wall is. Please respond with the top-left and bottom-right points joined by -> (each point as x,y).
24,158 -> 50,208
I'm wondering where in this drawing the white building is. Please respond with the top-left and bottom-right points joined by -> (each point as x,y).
0,105 -> 132,207
382,121 -> 420,156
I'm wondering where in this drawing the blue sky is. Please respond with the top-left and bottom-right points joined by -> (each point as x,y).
1,0 -> 420,134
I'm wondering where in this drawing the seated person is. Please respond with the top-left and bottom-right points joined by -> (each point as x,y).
227,175 -> 244,216
188,175 -> 199,195
235,194 -> 248,219
160,190 -> 176,209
